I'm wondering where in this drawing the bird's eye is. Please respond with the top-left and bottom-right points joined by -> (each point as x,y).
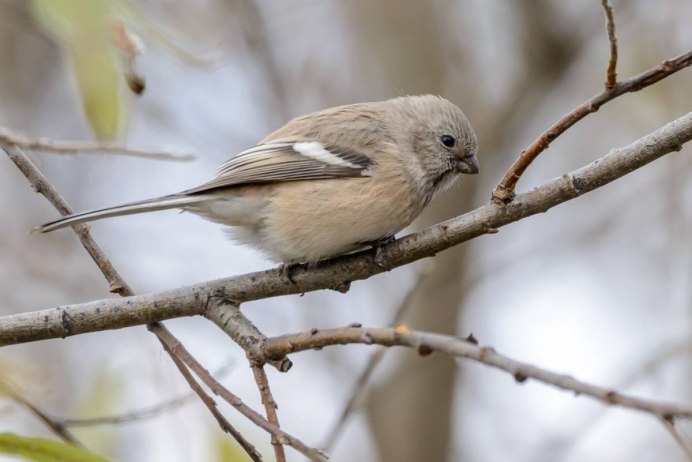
440,135 -> 456,148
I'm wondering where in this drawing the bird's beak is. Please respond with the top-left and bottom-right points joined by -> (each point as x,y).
458,155 -> 479,174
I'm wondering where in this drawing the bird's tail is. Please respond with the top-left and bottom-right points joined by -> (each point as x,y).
35,194 -> 210,233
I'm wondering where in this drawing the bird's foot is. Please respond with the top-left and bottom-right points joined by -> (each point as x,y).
280,262 -> 308,284
368,235 -> 395,271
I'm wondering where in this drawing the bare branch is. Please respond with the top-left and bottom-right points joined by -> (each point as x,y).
57,360 -> 235,427
1,111 -> 691,346
601,0 -> 618,90
65,393 -> 193,428
251,364 -> 286,462
659,416 -> 692,461
323,269 -> 429,450
523,338 -> 692,460
2,144 -> 134,295
150,324 -> 328,462
492,49 -> 692,202
0,127 -> 195,162
205,302 -> 292,372
264,326 -> 692,420
154,324 -> 263,462
0,377 -> 82,446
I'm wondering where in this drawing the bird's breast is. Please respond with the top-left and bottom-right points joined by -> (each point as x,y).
258,174 -> 424,262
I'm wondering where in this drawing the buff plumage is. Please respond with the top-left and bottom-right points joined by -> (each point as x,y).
37,95 -> 478,263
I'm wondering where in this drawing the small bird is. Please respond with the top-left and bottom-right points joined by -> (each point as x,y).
37,95 -> 479,263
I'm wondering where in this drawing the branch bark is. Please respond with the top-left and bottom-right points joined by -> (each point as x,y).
251,364 -> 286,462
492,49 -> 692,202
601,0 -> 618,90
151,324 -> 327,462
154,329 -> 263,462
0,127 -> 195,162
263,326 -> 692,420
1,111 -> 691,346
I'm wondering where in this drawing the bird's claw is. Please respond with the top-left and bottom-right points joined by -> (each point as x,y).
281,262 -> 307,284
370,235 -> 395,271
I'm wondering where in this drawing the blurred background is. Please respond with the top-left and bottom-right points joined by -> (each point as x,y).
1,0 -> 691,460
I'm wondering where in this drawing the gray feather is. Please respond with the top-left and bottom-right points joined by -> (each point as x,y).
35,194 -> 211,233
183,141 -> 372,194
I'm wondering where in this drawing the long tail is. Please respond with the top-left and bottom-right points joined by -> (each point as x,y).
35,194 -> 211,233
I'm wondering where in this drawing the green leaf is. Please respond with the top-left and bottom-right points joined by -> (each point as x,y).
0,433 -> 112,462
70,45 -> 124,141
30,0 -> 130,140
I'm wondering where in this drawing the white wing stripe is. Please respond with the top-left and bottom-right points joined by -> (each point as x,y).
292,141 -> 361,169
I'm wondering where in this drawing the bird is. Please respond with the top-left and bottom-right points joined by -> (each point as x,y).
37,95 -> 479,263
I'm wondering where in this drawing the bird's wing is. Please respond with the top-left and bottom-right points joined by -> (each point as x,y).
182,140 -> 373,194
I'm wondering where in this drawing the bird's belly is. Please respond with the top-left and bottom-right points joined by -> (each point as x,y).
259,178 -> 421,263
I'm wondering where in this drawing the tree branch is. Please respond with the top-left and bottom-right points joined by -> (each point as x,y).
251,364 -> 286,462
492,49 -> 692,202
151,324 -> 327,462
601,0 -> 618,90
0,377 -> 82,446
322,268 -> 428,450
1,111 -> 690,346
154,326 -> 263,462
57,360 -> 235,427
205,302 -> 292,372
263,326 -> 692,420
660,416 -> 692,461
3,145 -> 134,295
0,127 -> 195,162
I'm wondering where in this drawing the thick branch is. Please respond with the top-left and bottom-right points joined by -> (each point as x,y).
1,111 -> 691,345
263,326 -> 692,420
205,302 -> 292,372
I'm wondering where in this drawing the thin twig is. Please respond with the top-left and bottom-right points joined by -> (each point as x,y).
150,324 -> 328,462
601,0 -> 618,90
2,111 -> 691,345
0,127 -> 195,162
659,416 -> 692,461
58,360 -> 235,427
251,364 -> 286,462
0,377 -> 81,446
264,326 -> 692,420
492,49 -> 692,203
323,269 -> 429,450
63,394 -> 193,427
3,145 -> 133,295
155,328 -> 263,462
523,338 -> 692,461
